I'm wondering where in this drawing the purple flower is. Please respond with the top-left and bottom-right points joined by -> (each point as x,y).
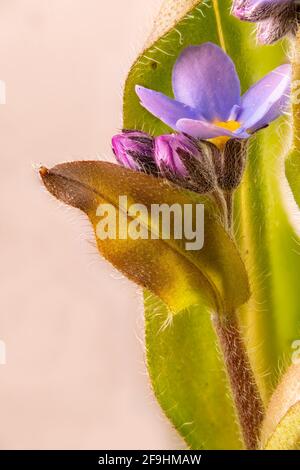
154,133 -> 217,193
231,0 -> 299,44
112,131 -> 156,174
135,43 -> 290,148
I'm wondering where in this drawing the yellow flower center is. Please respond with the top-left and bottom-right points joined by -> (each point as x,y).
209,120 -> 241,149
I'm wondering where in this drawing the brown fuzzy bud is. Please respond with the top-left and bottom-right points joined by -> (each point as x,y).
216,139 -> 248,191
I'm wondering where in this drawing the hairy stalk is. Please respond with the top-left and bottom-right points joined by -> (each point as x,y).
224,191 -> 233,234
286,26 -> 300,208
213,192 -> 264,450
211,189 -> 228,228
213,314 -> 264,450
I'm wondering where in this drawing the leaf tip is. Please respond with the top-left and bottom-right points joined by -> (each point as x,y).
39,166 -> 49,178
39,162 -> 95,212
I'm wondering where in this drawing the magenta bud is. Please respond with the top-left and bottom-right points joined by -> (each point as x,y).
154,134 -> 191,176
154,133 -> 217,193
112,131 -> 156,174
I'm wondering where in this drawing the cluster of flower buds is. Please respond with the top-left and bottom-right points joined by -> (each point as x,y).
231,0 -> 300,44
112,130 -> 248,194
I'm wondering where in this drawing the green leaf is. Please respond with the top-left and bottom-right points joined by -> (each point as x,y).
40,162 -> 249,315
285,39 -> 300,209
264,402 -> 300,450
286,149 -> 300,209
145,292 -> 243,450
124,0 -> 300,423
261,364 -> 300,449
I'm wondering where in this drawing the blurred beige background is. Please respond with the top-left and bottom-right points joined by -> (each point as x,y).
0,0 -> 183,450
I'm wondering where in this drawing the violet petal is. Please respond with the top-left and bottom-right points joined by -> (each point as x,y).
238,64 -> 291,131
135,85 -> 196,130
172,43 -> 241,121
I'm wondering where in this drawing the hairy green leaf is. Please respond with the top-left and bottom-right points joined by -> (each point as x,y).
261,364 -> 300,448
145,292 -> 243,450
286,149 -> 300,208
262,363 -> 300,449
264,402 -> 300,450
285,37 -> 300,209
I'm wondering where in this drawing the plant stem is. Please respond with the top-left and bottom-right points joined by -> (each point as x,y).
213,314 -> 264,450
224,190 -> 233,234
213,187 -> 264,449
211,189 -> 228,227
